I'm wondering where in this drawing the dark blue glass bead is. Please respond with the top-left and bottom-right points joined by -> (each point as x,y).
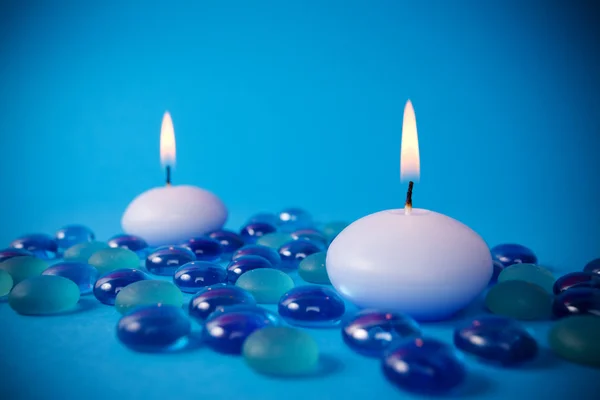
42,262 -> 99,295
184,237 -> 223,262
240,222 -> 277,244
584,258 -> 600,275
55,225 -> 95,250
489,261 -> 504,285
453,315 -> 538,365
94,268 -> 150,305
278,240 -> 322,269
291,229 -> 328,249
382,337 -> 466,394
0,248 -> 33,263
203,305 -> 281,354
117,304 -> 191,352
188,285 -> 256,321
208,230 -> 245,255
227,255 -> 272,284
277,207 -> 313,232
490,243 -> 537,268
342,310 -> 422,357
173,261 -> 227,293
553,272 -> 600,295
278,285 -> 345,327
247,212 -> 279,226
146,246 -> 196,276
108,234 -> 149,254
232,244 -> 281,268
10,234 -> 58,260
552,287 -> 600,318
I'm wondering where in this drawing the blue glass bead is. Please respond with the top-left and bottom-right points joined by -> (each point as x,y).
208,230 -> 245,255
453,315 -> 538,365
278,285 -> 345,327
55,225 -> 95,250
145,246 -> 196,276
227,255 -> 272,284
173,261 -> 227,293
382,337 -> 466,394
240,222 -> 277,244
108,234 -> 149,254
584,258 -> 600,275
42,262 -> 99,295
278,240 -> 322,270
10,234 -> 58,260
490,243 -> 537,267
183,237 -> 223,261
188,285 -> 256,321
117,304 -> 191,352
0,248 -> 33,263
552,287 -> 600,318
93,268 -> 150,305
232,245 -> 281,268
489,260 -> 504,285
247,212 -> 279,226
277,207 -> 313,232
553,272 -> 600,295
291,229 -> 328,249
203,305 -> 281,354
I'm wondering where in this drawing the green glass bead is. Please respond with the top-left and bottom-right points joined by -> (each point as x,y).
64,241 -> 110,263
498,263 -> 555,293
0,256 -> 48,284
0,269 -> 13,296
115,280 -> 183,315
88,247 -> 140,276
485,280 -> 552,320
235,268 -> 294,304
548,316 -> 600,368
322,221 -> 348,242
256,233 -> 294,250
9,275 -> 80,315
243,326 -> 319,376
298,251 -> 330,284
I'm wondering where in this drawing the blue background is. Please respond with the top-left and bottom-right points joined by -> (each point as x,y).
1,1 -> 600,399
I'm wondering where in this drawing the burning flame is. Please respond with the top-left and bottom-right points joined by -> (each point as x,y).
400,100 -> 420,182
160,111 -> 176,168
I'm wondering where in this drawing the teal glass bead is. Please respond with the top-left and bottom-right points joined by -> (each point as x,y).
235,268 -> 295,304
256,232 -> 293,250
485,280 -> 553,320
322,221 -> 348,242
55,225 -> 95,250
114,280 -> 183,315
0,256 -> 49,284
498,263 -> 555,293
0,248 -> 33,263
42,262 -> 98,295
0,269 -> 13,297
88,247 -> 140,276
9,275 -> 80,315
298,252 -> 330,284
63,241 -> 110,263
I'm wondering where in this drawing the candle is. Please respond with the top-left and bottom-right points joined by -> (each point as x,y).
326,101 -> 492,321
121,112 -> 227,247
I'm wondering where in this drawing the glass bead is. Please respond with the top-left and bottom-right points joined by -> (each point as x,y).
382,337 -> 466,395
188,285 -> 256,321
497,263 -> 555,293
235,268 -> 295,304
88,247 -> 140,276
489,261 -> 504,285
278,240 -> 322,270
208,230 -> 245,255
490,243 -> 537,267
278,285 -> 345,327
173,261 -> 227,293
203,305 -> 281,354
453,315 -> 538,365
94,268 -> 150,305
0,248 -> 33,263
114,280 -> 183,315
42,262 -> 98,295
277,207 -> 313,232
9,275 -> 80,315
485,280 -> 552,320
247,212 -> 279,226
232,244 -> 281,268
291,229 -> 328,249
107,234 -> 149,254
553,272 -> 600,295
583,258 -> 600,275
0,269 -> 13,297
0,256 -> 48,285
227,255 -> 272,284
63,241 -> 110,263
117,304 -> 191,352
145,246 -> 195,276
243,326 -> 319,376
548,315 -> 600,368
552,287 -> 600,318
55,225 -> 95,250
256,232 -> 293,250
10,233 -> 58,260
322,221 -> 347,242
183,237 -> 223,261
240,222 -> 277,244
298,252 -> 330,284
342,310 -> 421,357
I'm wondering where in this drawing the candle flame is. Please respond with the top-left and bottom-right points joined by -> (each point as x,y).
160,111 -> 176,168
400,100 -> 420,182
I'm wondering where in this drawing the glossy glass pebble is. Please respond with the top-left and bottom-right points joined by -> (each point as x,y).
0,256 -> 49,284
55,225 -> 95,250
94,268 -> 150,305
298,252 -> 330,284
0,248 -> 33,263
117,305 -> 192,352
173,261 -> 227,293
236,268 -> 295,304
255,232 -> 294,250
188,285 -> 256,321
342,310 -> 421,357
485,280 -> 552,320
498,263 -> 555,293
552,287 -> 600,318
240,222 -> 277,244
277,207 -> 313,232
291,229 -> 328,249
42,262 -> 98,295
184,237 -> 223,261
553,272 -> 600,294
243,326 -> 319,376
0,270 -> 13,297
145,246 -> 195,276
9,275 -> 80,315
203,305 -> 281,354
88,247 -> 140,276
10,233 -> 58,259
107,234 -> 149,253
208,230 -> 245,255
453,315 -> 538,365
63,241 -> 110,263
232,245 -> 281,268
322,221 -> 348,242
115,280 -> 183,315
382,337 -> 466,394
278,240 -> 322,270
489,260 -> 504,285
548,315 -> 600,368
278,285 -> 345,327
490,243 -> 537,267
247,212 -> 279,226
584,258 -> 600,275
227,255 -> 272,284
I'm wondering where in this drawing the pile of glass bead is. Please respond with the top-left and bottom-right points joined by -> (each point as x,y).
1,209 -> 599,395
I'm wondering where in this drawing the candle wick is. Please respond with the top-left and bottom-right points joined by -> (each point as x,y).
166,166 -> 172,186
405,181 -> 414,215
